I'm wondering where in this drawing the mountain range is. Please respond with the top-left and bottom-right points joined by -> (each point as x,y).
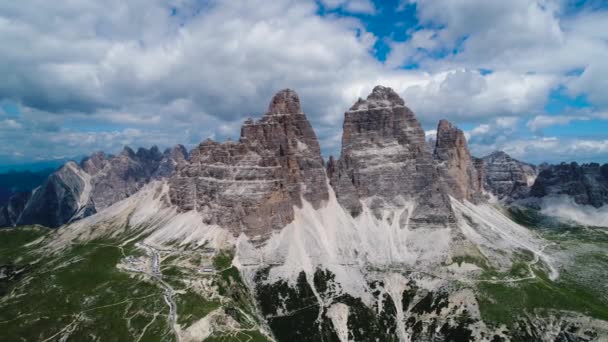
1,86 -> 607,342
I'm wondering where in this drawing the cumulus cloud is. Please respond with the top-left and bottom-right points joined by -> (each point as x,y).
0,0 -> 607,164
526,115 -> 589,133
401,69 -> 555,124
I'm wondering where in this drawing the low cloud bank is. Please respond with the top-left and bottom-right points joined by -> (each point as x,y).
541,196 -> 608,227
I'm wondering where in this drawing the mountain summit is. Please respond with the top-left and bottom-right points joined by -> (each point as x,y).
169,89 -> 328,238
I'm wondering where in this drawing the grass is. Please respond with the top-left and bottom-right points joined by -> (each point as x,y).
176,290 -> 221,327
0,225 -> 51,264
477,266 -> 608,327
0,238 -> 170,341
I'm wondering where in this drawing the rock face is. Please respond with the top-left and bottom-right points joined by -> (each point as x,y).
17,162 -> 90,227
482,151 -> 537,200
0,145 -> 187,228
169,89 -> 329,238
433,120 -> 483,202
329,86 -> 454,226
0,191 -> 31,228
530,162 -> 608,208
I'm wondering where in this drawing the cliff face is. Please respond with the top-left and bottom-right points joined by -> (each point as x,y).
482,151 -> 537,200
0,145 -> 187,228
329,86 -> 455,226
169,89 -> 329,238
530,162 -> 608,208
433,119 -> 483,202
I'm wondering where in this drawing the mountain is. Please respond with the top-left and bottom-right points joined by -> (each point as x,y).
0,145 -> 187,228
1,87 -> 607,342
433,119 -> 484,202
482,151 -> 538,200
329,85 -> 454,225
169,89 -> 328,239
529,162 -> 608,208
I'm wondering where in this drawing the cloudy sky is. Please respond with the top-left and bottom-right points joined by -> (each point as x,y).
1,0 -> 607,166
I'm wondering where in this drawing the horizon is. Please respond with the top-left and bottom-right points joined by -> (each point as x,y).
1,0 -> 608,166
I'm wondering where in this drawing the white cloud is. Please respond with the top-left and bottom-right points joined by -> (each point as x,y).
320,0 -> 377,14
0,119 -> 22,129
0,0 -> 606,164
401,69 -> 555,123
526,115 -> 589,133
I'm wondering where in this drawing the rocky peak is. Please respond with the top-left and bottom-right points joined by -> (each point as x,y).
267,88 -> 302,115
169,89 -> 329,238
153,144 -> 189,179
433,119 -> 483,202
482,151 -> 537,200
121,146 -> 136,158
81,151 -> 106,175
350,85 -> 405,111
329,85 -> 454,226
529,162 -> 608,208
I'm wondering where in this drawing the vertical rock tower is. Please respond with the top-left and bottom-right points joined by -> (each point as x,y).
329,86 -> 455,226
169,89 -> 329,238
433,119 -> 483,202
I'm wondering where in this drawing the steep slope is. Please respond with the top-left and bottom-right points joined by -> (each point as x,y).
0,145 -> 187,228
433,119 -> 483,202
329,86 -> 454,226
482,151 -> 538,201
169,89 -> 329,238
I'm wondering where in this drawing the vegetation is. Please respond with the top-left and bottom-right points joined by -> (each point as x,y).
0,238 -> 170,341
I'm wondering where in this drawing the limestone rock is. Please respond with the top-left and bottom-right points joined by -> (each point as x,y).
329,85 -> 455,226
482,151 -> 537,200
433,119 -> 483,202
530,162 -> 608,208
169,89 -> 329,238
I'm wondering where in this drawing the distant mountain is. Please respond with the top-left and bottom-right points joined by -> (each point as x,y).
0,145 -> 187,228
481,150 -> 538,200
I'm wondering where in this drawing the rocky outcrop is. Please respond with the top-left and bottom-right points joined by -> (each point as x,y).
482,151 -> 537,200
0,191 -> 31,228
0,145 -> 186,228
154,145 -> 188,179
329,86 -> 454,226
529,162 -> 608,208
433,119 -> 482,202
17,161 -> 90,228
169,89 -> 329,238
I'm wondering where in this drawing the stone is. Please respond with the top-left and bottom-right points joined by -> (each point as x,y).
169,89 -> 329,238
433,119 -> 483,202
329,86 -> 455,226
530,162 -> 608,208
482,151 -> 537,201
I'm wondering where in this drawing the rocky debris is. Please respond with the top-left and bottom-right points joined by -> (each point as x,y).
529,162 -> 608,208
0,145 -> 186,228
433,119 -> 483,202
328,85 -> 455,226
169,89 -> 329,238
482,151 -> 537,201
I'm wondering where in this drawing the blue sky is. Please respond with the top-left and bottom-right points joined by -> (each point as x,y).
0,0 -> 607,166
